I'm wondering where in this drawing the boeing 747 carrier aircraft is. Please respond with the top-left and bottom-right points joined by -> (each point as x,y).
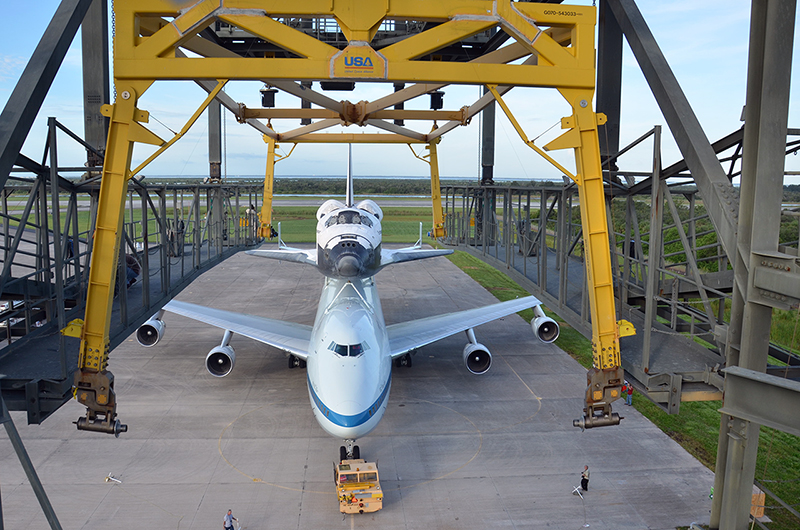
136,150 -> 559,461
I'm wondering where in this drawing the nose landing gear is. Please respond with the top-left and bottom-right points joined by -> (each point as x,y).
339,439 -> 360,461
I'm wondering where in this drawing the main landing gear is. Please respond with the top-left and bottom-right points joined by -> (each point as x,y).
288,355 -> 306,369
394,353 -> 412,368
339,439 -> 360,461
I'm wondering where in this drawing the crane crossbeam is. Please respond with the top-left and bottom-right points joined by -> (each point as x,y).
76,0 -> 627,434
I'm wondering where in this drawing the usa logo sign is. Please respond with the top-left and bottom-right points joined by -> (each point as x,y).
332,44 -> 387,79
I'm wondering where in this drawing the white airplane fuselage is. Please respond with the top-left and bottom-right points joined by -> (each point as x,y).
137,182 -> 558,452
306,276 -> 392,440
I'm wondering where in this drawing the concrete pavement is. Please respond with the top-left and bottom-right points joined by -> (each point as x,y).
0,252 -> 714,529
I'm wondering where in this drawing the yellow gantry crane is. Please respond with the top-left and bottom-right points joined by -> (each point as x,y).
73,0 -> 629,434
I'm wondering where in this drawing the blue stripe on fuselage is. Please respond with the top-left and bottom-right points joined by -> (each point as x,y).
307,372 -> 391,428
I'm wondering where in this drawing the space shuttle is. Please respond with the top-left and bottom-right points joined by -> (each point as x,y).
136,147 -> 559,461
244,145 -> 453,279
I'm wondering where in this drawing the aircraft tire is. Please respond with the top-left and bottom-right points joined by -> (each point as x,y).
339,446 -> 347,462
405,354 -> 412,368
353,445 -> 360,460
300,359 -> 307,369
288,355 -> 296,369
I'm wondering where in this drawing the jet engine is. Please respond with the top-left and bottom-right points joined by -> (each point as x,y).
532,315 -> 560,343
463,342 -> 492,375
205,345 -> 235,377
136,318 -> 165,347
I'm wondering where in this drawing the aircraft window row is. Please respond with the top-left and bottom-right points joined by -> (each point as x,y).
329,341 -> 369,357
325,212 -> 372,228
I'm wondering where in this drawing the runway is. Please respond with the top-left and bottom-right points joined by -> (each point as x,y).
0,251 -> 713,529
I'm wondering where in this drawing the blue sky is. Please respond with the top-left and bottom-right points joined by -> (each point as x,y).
0,1 -> 797,181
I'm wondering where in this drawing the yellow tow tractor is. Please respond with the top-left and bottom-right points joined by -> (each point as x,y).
335,459 -> 383,514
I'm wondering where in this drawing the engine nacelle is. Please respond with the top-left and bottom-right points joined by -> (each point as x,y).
532,316 -> 560,343
136,318 -> 165,347
205,345 -> 235,377
463,342 -> 492,375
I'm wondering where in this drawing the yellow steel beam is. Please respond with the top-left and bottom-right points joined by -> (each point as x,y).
114,58 -> 593,89
408,140 -> 445,236
122,0 -> 593,27
380,19 -> 497,62
427,139 -> 445,237
260,134 -> 276,237
131,79 -> 227,176
217,13 -> 337,60
363,42 -> 531,114
286,133 -> 426,144
132,1 -> 217,59
241,107 -> 467,124
548,86 -> 628,427
332,0 -> 388,42
278,118 -> 344,142
116,1 -> 595,88
75,80 -> 153,435
486,84 -> 577,181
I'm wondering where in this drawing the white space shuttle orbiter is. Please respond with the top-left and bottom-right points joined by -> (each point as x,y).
243,144 -> 452,278
136,147 -> 559,461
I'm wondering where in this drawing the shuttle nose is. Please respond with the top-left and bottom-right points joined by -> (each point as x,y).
337,255 -> 361,277
327,239 -> 372,278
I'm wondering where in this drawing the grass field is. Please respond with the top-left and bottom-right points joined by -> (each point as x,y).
273,206 -> 433,244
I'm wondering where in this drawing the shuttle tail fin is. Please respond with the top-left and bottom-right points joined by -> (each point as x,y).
346,144 -> 354,207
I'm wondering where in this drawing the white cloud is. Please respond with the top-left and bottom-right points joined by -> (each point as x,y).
0,55 -> 27,82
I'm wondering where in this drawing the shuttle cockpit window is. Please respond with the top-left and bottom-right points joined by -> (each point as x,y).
326,211 -> 369,227
329,341 -> 369,357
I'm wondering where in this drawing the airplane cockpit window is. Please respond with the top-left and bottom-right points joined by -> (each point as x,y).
329,342 -> 348,356
360,215 -> 372,227
329,341 -> 369,357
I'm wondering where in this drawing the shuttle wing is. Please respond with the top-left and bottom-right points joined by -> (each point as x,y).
379,247 -> 453,268
163,300 -> 312,359
386,296 -> 540,358
246,248 -> 317,266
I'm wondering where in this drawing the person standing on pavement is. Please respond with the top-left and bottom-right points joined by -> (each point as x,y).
581,465 -> 590,492
223,509 -> 238,530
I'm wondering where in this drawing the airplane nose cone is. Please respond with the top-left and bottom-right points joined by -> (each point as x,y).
336,255 -> 361,277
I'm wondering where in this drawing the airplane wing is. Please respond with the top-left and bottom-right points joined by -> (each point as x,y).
245,247 -> 317,266
163,300 -> 312,359
386,295 -> 540,358
380,247 -> 453,268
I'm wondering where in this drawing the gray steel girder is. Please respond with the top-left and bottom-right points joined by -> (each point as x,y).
0,0 -> 93,189
606,0 -> 739,262
719,366 -> 800,437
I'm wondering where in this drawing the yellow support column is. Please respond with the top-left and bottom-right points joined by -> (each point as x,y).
547,88 -> 625,429
427,138 -> 446,238
259,134 -> 276,238
75,82 -> 153,435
